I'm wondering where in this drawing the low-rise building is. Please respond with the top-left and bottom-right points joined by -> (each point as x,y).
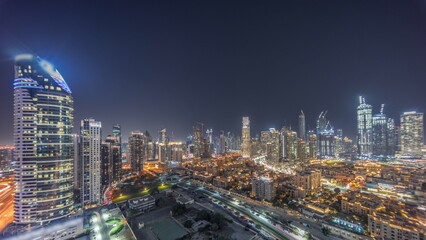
368,213 -> 423,240
128,195 -> 155,212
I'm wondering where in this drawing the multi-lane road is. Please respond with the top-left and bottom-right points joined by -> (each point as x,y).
183,180 -> 331,240
0,178 -> 14,232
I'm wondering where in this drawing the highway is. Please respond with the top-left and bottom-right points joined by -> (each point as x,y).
179,182 -> 307,240
185,180 -> 329,240
0,179 -> 14,232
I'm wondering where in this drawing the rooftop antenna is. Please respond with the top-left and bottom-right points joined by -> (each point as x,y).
359,96 -> 363,104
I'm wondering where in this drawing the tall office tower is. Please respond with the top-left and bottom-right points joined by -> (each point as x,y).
13,54 -> 74,224
159,128 -> 168,144
335,129 -> 344,156
372,113 -> 388,156
73,134 -> 82,204
298,110 -> 306,140
0,146 -> 14,170
318,129 -> 335,158
264,128 -> 281,163
252,177 -> 276,201
400,111 -> 424,158
145,131 -> 156,162
206,129 -> 213,144
307,131 -> 317,158
260,130 -> 272,154
101,136 -> 122,190
342,137 -> 357,160
241,117 -> 251,157
394,126 -> 402,152
357,96 -> 373,156
112,124 -> 122,143
192,123 -> 211,158
316,111 -> 328,134
169,142 -> 184,163
296,138 -> 307,161
157,143 -> 168,162
216,131 -> 228,155
129,131 -> 145,173
386,118 -> 396,156
80,118 -> 102,209
282,128 -> 297,161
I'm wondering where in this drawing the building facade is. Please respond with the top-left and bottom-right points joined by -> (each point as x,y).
80,119 -> 102,208
400,111 -> 424,159
241,117 -> 251,157
357,96 -> 373,156
13,54 -> 74,224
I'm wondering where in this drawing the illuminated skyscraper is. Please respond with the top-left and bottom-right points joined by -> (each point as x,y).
372,113 -> 388,156
400,111 -> 424,158
101,135 -> 122,190
282,128 -> 297,161
241,117 -> 251,157
13,54 -> 74,224
80,118 -> 102,208
112,124 -> 122,143
129,131 -> 145,173
307,131 -> 317,158
298,110 -> 306,140
357,96 -> 373,156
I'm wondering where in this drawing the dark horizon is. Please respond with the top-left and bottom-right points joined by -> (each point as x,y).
1,0 -> 426,145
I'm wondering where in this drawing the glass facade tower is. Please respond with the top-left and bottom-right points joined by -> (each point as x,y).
357,96 -> 373,156
13,54 -> 74,224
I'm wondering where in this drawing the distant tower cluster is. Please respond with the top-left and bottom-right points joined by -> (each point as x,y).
241,117 -> 251,157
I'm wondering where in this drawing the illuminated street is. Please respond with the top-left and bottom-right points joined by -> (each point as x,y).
0,176 -> 14,232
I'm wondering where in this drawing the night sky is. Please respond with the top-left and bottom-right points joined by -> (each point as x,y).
1,0 -> 426,145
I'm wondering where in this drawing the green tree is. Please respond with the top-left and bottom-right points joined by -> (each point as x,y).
172,203 -> 187,216
183,220 -> 193,228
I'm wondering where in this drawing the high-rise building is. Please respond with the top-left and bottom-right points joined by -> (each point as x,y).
307,131 -> 317,158
317,111 -> 328,134
0,146 -> 13,170
129,131 -> 145,173
13,54 -> 74,224
80,118 -> 102,209
372,113 -> 388,156
192,123 -> 210,158
357,96 -> 373,156
112,124 -> 122,143
335,129 -> 344,157
216,131 -> 228,155
241,117 -> 251,157
101,135 -> 122,190
298,110 -> 306,140
371,105 -> 395,158
318,129 -> 335,158
400,111 -> 424,158
386,118 -> 396,156
159,128 -> 168,144
282,128 -> 297,161
252,177 -> 275,201
264,128 -> 281,163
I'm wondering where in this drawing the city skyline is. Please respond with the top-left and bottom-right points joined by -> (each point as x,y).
1,1 -> 426,144
1,1 -> 426,239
